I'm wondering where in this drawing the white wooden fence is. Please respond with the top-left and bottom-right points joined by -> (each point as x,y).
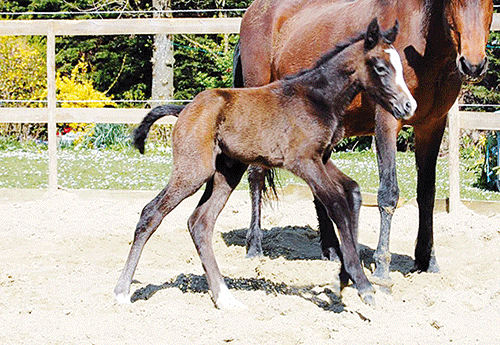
0,17 -> 241,192
0,16 -> 500,213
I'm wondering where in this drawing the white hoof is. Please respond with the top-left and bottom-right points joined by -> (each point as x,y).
114,292 -> 132,305
215,284 -> 247,310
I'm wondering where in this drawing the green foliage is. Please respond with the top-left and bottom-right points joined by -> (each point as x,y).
334,136 -> 373,152
0,1 -> 250,107
173,33 -> 238,99
0,36 -> 48,140
465,132 -> 500,191
78,123 -> 131,150
1,1 -> 154,103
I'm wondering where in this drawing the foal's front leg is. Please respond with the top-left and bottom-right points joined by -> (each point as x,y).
316,159 -> 363,261
293,160 -> 374,305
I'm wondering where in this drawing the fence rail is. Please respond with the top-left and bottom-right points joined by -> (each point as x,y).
0,15 -> 500,212
0,17 -> 242,36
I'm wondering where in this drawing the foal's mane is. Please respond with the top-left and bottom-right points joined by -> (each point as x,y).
284,32 -> 366,81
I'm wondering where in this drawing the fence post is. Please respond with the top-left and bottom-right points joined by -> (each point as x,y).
47,21 -> 57,192
448,99 -> 460,213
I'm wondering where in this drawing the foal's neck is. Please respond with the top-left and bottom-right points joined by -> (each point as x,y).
288,51 -> 362,118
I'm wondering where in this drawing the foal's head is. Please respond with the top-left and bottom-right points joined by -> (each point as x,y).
356,18 -> 417,120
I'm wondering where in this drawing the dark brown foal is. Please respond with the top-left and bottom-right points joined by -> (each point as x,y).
114,19 -> 415,309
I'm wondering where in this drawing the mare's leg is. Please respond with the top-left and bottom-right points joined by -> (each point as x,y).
188,155 -> 248,309
413,117 -> 446,272
246,165 -> 266,257
373,109 -> 400,282
291,160 -> 374,305
114,167 -> 209,303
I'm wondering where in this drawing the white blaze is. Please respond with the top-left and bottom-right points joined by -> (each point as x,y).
385,48 -> 417,115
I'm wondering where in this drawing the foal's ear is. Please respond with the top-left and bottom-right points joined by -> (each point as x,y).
383,20 -> 399,44
364,18 -> 380,51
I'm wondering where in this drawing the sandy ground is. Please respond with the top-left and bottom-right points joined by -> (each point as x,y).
1,187 -> 499,344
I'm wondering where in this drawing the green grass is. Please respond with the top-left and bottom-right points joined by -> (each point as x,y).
0,144 -> 499,202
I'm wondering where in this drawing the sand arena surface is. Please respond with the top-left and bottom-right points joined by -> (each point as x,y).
1,188 -> 499,344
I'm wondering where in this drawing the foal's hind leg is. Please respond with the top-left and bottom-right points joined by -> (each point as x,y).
246,165 -> 266,257
188,155 -> 248,309
114,168 -> 209,304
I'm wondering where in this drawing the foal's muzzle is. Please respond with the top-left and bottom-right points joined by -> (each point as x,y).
390,91 -> 417,120
393,100 -> 415,120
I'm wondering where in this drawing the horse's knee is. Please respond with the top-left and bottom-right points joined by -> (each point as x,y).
377,182 -> 399,211
349,182 -> 362,210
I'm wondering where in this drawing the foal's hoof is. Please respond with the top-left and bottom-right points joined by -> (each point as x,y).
359,286 -> 376,306
215,286 -> 248,310
427,259 -> 440,273
360,292 -> 376,306
114,292 -> 132,305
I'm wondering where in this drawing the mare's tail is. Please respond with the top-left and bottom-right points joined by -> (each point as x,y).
133,104 -> 185,154
232,40 -> 244,88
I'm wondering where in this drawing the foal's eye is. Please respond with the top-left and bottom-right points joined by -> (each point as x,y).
373,63 -> 389,76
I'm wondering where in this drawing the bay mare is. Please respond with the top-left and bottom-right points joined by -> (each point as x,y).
235,0 -> 493,281
114,19 -> 415,308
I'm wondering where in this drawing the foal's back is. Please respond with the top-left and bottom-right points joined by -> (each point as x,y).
173,81 -> 334,169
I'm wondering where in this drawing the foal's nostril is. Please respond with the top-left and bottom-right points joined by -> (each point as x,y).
404,101 -> 412,113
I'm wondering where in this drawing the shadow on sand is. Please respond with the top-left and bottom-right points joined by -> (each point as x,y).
131,226 -> 414,313
221,226 -> 415,275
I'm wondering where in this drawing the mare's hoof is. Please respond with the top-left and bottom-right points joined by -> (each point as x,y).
114,292 -> 132,304
372,262 -> 390,282
215,296 -> 248,310
368,274 -> 394,292
245,245 -> 263,258
427,255 -> 440,273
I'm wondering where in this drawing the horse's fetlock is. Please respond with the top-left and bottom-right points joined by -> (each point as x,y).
373,250 -> 391,264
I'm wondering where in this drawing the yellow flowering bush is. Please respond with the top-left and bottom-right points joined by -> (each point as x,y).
56,59 -> 116,109
55,59 -> 117,139
0,36 -> 46,106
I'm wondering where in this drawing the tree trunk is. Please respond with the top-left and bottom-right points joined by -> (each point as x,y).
152,0 -> 174,107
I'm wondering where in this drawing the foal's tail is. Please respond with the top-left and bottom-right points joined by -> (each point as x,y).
133,105 -> 185,154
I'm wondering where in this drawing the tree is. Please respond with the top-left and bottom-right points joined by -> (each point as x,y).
151,0 -> 175,106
